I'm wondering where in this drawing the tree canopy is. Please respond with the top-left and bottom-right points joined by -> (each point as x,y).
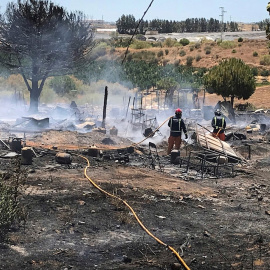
116,14 -> 239,34
203,58 -> 256,107
0,0 -> 95,112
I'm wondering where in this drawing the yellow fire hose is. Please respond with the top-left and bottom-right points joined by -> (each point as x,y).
79,154 -> 190,270
74,115 -> 191,269
87,115 -> 173,151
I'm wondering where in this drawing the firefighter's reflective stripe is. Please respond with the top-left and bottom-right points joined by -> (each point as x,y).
214,116 -> 225,128
170,118 -> 181,132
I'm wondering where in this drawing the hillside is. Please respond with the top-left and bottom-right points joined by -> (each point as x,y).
111,38 -> 269,69
102,36 -> 270,109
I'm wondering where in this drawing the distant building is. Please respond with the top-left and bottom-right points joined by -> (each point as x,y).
145,30 -> 158,35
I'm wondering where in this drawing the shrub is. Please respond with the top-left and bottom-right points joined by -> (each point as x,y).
216,39 -> 222,45
186,56 -> 193,67
189,45 -> 194,52
162,59 -> 170,66
126,53 -> 133,61
238,37 -> 243,42
260,55 -> 270,66
165,49 -> 169,55
179,50 -> 186,57
232,49 -> 236,53
174,59 -> 180,66
205,49 -> 211,55
0,159 -> 26,242
164,38 -> 177,47
261,69 -> 270,76
194,42 -> 201,49
235,102 -> 255,111
41,86 -> 62,103
157,50 -> 164,57
151,41 -> 163,48
110,47 -> 115,54
49,76 -> 76,96
218,40 -> 236,49
253,51 -> 258,57
130,40 -> 152,49
132,50 -> 156,61
89,42 -> 108,60
251,67 -> 258,76
195,54 -> 202,62
179,38 -> 190,46
114,37 -> 132,48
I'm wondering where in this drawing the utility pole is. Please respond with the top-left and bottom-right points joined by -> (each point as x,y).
219,7 -> 226,42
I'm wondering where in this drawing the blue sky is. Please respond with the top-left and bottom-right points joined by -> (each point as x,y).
0,0 -> 269,23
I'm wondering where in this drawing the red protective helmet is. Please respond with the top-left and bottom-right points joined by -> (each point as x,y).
175,108 -> 182,114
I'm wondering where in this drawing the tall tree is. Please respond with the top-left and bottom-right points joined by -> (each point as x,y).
156,77 -> 178,107
203,58 -> 256,107
0,0 -> 94,112
116,14 -> 136,34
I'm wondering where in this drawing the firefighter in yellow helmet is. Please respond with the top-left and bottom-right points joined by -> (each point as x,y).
167,108 -> 188,155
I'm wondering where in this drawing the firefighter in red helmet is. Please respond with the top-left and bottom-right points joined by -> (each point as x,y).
167,108 -> 188,155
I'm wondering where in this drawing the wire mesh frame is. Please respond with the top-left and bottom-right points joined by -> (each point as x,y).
144,142 -> 164,172
179,148 -> 235,179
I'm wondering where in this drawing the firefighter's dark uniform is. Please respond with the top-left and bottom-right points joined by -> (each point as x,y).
211,115 -> 226,141
167,115 -> 187,155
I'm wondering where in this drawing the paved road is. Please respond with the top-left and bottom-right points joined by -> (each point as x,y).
95,30 -> 266,41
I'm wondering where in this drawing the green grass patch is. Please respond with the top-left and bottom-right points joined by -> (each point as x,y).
260,55 -> 270,66
218,40 -> 236,49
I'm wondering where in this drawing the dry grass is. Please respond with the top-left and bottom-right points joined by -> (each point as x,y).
114,39 -> 269,69
199,85 -> 270,109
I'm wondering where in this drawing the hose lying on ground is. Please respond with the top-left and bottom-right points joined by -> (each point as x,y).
78,154 -> 191,270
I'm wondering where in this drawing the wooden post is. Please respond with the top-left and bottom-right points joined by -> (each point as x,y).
133,97 -> 135,109
126,96 -> 131,117
247,144 -> 251,159
157,90 -> 160,112
102,86 -> 108,128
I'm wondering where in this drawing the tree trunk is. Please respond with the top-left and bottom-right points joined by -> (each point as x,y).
230,95 -> 236,124
167,88 -> 175,108
29,79 -> 40,113
230,95 -> 234,108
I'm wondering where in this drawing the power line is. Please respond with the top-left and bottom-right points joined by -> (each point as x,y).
121,0 -> 155,65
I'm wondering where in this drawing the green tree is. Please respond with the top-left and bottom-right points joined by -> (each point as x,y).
156,77 -> 179,107
204,58 -> 256,107
179,38 -> 190,46
116,14 -> 136,34
49,76 -> 76,96
0,0 -> 94,112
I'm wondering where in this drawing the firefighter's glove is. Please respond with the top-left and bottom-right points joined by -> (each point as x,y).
185,134 -> 188,139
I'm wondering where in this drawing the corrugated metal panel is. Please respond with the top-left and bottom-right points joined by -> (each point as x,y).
196,125 -> 242,161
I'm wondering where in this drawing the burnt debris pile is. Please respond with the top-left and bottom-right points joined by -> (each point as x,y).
0,96 -> 270,181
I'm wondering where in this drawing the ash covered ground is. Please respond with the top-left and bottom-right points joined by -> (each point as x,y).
0,100 -> 270,270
